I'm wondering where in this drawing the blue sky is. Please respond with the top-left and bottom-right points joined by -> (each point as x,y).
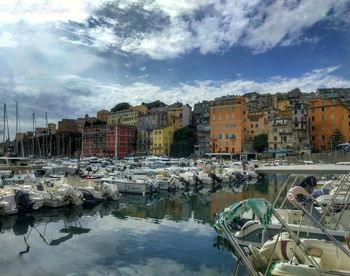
0,0 -> 350,135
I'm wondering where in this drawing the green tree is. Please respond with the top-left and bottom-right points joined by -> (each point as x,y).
111,102 -> 131,112
329,129 -> 345,150
170,126 -> 196,157
253,134 -> 268,153
142,100 -> 167,109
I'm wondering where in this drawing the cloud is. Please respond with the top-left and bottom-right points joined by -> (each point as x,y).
58,0 -> 349,59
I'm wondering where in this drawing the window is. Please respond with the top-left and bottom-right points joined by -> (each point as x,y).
219,115 -> 222,120
312,126 -> 315,131
322,135 -> 325,141
321,107 -> 325,112
321,115 -> 325,121
225,134 -> 229,139
274,136 -> 277,141
312,116 -> 315,121
330,114 -> 334,120
255,123 -> 258,128
232,114 -> 235,120
213,115 -> 216,120
225,114 -> 228,120
232,124 -> 235,128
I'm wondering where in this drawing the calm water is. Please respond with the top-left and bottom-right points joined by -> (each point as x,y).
0,176 -> 285,276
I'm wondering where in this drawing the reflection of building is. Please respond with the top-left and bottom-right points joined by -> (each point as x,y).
308,98 -> 350,151
58,119 -> 78,133
82,125 -> 136,158
193,101 -> 210,157
152,125 -> 174,156
209,95 -> 247,154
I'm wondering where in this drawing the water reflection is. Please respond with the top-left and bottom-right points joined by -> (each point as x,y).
0,180 -> 275,275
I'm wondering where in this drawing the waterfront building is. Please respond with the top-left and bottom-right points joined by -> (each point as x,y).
245,110 -> 269,142
291,101 -> 311,154
267,115 -> 294,150
82,125 -> 137,158
193,101 -> 210,157
107,105 -> 148,127
58,119 -> 78,133
48,123 -> 57,135
137,109 -> 168,155
96,109 -> 111,123
308,98 -> 350,151
166,102 -> 192,130
35,127 -> 47,136
209,95 -> 247,154
76,114 -> 98,133
152,125 -> 174,156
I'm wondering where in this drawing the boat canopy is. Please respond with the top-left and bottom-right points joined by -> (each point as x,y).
214,198 -> 273,234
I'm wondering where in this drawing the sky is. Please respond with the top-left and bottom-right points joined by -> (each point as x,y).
0,0 -> 350,137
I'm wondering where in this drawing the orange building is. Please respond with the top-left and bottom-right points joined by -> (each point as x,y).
308,98 -> 350,151
209,95 -> 247,153
245,110 -> 269,142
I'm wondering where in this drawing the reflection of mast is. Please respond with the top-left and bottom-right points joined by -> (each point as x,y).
32,113 -> 35,156
45,112 -> 48,157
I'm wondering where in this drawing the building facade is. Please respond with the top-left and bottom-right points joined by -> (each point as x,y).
193,101 -> 210,157
267,116 -> 294,150
209,95 -> 247,154
48,123 -> 57,135
291,101 -> 310,153
136,109 -> 168,155
96,110 -> 111,123
167,103 -> 192,130
308,98 -> 350,151
107,105 -> 148,127
58,119 -> 78,133
152,125 -> 174,156
82,125 -> 136,158
77,114 -> 98,133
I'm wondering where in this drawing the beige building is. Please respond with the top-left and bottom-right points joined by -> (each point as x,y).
107,105 -> 148,127
96,110 -> 111,123
152,125 -> 174,156
167,103 -> 192,130
48,123 -> 57,135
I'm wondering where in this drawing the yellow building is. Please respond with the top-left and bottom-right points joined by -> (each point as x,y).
245,110 -> 269,142
152,125 -> 174,156
107,105 -> 148,127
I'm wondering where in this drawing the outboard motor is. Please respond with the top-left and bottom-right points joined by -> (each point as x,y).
14,190 -> 34,213
209,172 -> 222,192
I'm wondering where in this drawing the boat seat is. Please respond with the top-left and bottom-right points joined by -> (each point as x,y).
307,247 -> 322,258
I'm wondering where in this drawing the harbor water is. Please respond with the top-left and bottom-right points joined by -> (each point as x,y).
0,176 -> 284,275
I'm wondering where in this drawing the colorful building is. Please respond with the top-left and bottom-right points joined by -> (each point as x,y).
96,109 -> 111,123
166,103 -> 192,130
308,98 -> 350,151
107,105 -> 147,127
76,114 -> 98,133
137,109 -> 168,155
82,125 -> 136,158
193,101 -> 210,157
58,119 -> 78,133
245,110 -> 269,142
152,125 -> 174,156
209,95 -> 247,154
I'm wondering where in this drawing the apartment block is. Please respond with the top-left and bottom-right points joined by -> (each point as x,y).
209,95 -> 247,154
82,125 -> 136,158
308,98 -> 350,151
152,125 -> 174,156
193,101 -> 210,157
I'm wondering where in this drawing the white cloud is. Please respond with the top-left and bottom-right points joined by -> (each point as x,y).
70,0 -> 349,59
0,0 -> 107,24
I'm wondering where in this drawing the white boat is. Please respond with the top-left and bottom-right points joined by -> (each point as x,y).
101,175 -> 158,195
